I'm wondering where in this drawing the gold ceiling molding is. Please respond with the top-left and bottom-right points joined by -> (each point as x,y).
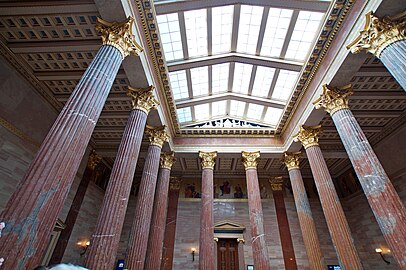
145,125 -> 169,148
160,152 -> 176,169
293,125 -> 322,149
0,116 -> 40,148
313,84 -> 353,116
199,151 -> 217,170
282,152 -> 302,171
241,151 -> 260,170
127,85 -> 159,114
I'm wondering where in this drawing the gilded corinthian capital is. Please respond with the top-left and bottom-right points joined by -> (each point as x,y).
169,176 -> 182,190
199,151 -> 217,170
145,125 -> 169,148
347,11 -> 406,57
96,17 -> 143,58
160,152 -> 176,169
293,125 -> 322,149
241,151 -> 260,170
313,84 -> 353,115
269,176 -> 284,191
87,150 -> 102,170
127,86 -> 159,114
283,152 -> 301,171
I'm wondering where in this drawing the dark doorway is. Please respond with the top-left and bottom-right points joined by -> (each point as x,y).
217,238 -> 239,270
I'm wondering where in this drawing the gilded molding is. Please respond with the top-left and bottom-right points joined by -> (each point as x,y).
293,125 -> 322,149
127,86 -> 159,114
347,11 -> 406,58
269,176 -> 284,191
169,176 -> 182,190
87,150 -> 102,170
241,151 -> 260,170
0,116 -> 40,148
96,17 -> 143,59
283,152 -> 302,171
145,125 -> 169,148
199,151 -> 217,170
160,152 -> 176,169
313,84 -> 353,115
237,238 -> 245,243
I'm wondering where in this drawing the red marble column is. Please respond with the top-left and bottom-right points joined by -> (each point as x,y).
294,125 -> 363,269
283,152 -> 325,270
85,87 -> 158,270
0,18 -> 142,270
198,151 -> 217,270
145,152 -> 176,270
314,85 -> 406,268
241,151 -> 271,270
49,150 -> 101,264
270,177 -> 298,270
126,126 -> 169,270
160,177 -> 182,270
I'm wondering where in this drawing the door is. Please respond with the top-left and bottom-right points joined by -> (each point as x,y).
217,238 -> 239,270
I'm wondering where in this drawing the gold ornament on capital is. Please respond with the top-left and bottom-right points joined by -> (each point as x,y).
87,150 -> 102,170
293,125 -> 322,149
145,125 -> 169,148
199,151 -> 217,170
282,152 -> 302,171
169,176 -> 182,190
127,86 -> 159,114
160,152 -> 176,169
241,151 -> 260,170
269,176 -> 284,191
313,84 -> 353,116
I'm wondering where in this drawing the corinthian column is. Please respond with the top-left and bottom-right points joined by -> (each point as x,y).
145,152 -> 176,270
294,126 -> 363,270
126,126 -> 169,270
347,11 -> 405,90
314,84 -> 406,268
0,17 -> 142,270
86,86 -> 158,270
198,151 -> 217,270
282,152 -> 324,270
241,151 -> 270,270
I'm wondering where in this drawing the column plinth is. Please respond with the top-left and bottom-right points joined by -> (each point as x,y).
0,17 -> 141,269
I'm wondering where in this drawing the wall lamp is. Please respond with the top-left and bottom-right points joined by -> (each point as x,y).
191,248 -> 196,261
375,248 -> 390,264
77,240 -> 90,256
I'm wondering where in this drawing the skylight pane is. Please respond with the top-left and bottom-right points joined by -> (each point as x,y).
237,5 -> 263,54
212,101 -> 227,117
185,9 -> 208,57
191,66 -> 209,97
271,70 -> 299,101
177,107 -> 192,123
194,104 -> 209,120
169,70 -> 189,100
157,13 -> 183,61
252,66 -> 276,97
261,8 -> 293,57
212,5 -> 233,54
264,107 -> 283,125
230,100 -> 246,117
212,63 -> 229,94
285,11 -> 324,61
246,103 -> 264,120
233,63 -> 253,94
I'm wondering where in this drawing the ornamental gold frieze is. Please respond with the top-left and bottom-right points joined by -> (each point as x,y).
96,17 -> 143,58
160,152 -> 176,169
313,84 -> 353,115
269,176 -> 284,191
127,86 -> 159,114
282,152 -> 302,171
241,151 -> 260,170
87,150 -> 102,170
293,125 -> 322,149
145,125 -> 169,148
347,11 -> 406,57
169,176 -> 182,190
199,151 -> 217,170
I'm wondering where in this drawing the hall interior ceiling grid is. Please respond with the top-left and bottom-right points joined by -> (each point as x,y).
155,2 -> 327,130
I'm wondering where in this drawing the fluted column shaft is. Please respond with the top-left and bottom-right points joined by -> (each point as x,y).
85,109 -> 147,270
332,108 -> 406,268
380,41 -> 406,90
306,145 -> 363,269
0,44 -> 123,270
288,168 -> 324,270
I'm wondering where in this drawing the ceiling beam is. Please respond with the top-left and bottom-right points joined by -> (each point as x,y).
35,69 -> 126,80
8,40 -> 101,53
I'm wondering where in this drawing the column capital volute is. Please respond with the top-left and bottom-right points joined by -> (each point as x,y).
87,150 -> 102,170
145,125 -> 169,148
199,151 -> 217,170
127,86 -> 159,114
95,17 -> 143,59
169,176 -> 182,190
346,11 -> 406,58
293,125 -> 322,149
313,84 -> 353,116
282,152 -> 302,171
237,238 -> 245,244
241,151 -> 260,170
160,152 -> 176,170
269,176 -> 284,191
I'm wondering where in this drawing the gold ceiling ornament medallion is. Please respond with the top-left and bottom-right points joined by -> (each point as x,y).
282,152 -> 302,171
127,86 -> 159,114
169,176 -> 182,190
145,125 -> 169,148
160,152 -> 176,169
347,11 -> 406,58
87,150 -> 102,170
199,151 -> 217,170
293,125 -> 322,149
313,84 -> 353,116
241,151 -> 260,170
95,17 -> 143,59
269,176 -> 284,191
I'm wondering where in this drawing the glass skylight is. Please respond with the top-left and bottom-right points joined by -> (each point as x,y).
264,107 -> 283,125
190,66 -> 209,97
157,14 -> 183,61
185,9 -> 208,57
177,107 -> 192,123
169,70 -> 189,100
212,101 -> 227,117
212,63 -> 229,94
232,63 -> 253,94
246,103 -> 264,120
285,11 -> 324,61
194,104 -> 210,120
271,70 -> 299,101
251,66 -> 276,97
212,5 -> 233,54
230,100 -> 246,117
237,5 -> 263,54
261,8 -> 293,57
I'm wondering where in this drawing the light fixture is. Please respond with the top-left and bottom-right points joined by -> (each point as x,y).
77,240 -> 90,256
375,248 -> 390,264
191,248 -> 196,261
